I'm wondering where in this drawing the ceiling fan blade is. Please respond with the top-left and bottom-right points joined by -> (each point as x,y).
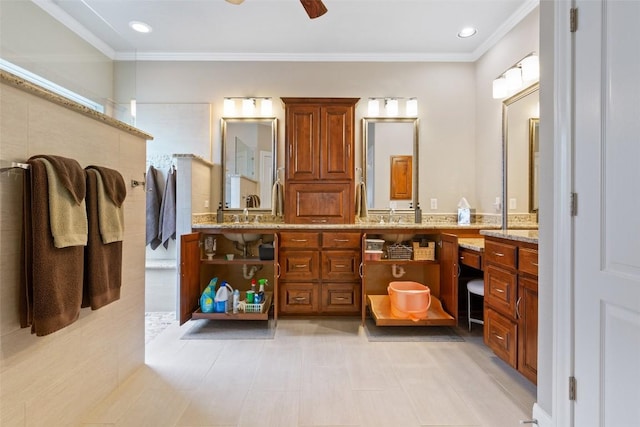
300,0 -> 328,19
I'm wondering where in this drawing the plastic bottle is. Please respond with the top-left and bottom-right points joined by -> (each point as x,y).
258,279 -> 266,294
217,202 -> 224,223
214,281 -> 232,313
232,289 -> 240,313
251,279 -> 257,294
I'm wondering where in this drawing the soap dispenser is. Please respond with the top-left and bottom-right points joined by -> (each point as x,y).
217,202 -> 224,223
415,202 -> 422,223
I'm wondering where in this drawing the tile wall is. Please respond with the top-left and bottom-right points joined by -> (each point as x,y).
0,79 -> 148,426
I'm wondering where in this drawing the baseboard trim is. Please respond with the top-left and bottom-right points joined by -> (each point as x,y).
532,403 -> 552,427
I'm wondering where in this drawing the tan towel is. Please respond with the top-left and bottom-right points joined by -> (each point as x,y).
271,180 -> 284,216
356,182 -> 369,219
87,166 -> 126,243
21,159 -> 84,336
32,156 -> 87,248
83,169 -> 123,310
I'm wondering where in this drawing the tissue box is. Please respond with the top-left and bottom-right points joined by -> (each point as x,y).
457,208 -> 475,225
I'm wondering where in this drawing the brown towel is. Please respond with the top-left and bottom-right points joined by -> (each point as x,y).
82,169 -> 123,310
21,159 -> 84,336
30,155 -> 88,248
86,165 -> 126,243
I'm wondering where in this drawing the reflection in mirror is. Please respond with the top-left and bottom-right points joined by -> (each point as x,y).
503,83 -> 539,227
363,118 -> 419,210
222,118 -> 277,209
529,118 -> 539,212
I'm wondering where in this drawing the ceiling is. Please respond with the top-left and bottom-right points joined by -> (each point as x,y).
36,0 -> 538,62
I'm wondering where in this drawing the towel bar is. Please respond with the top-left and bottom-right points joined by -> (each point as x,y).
0,161 -> 30,173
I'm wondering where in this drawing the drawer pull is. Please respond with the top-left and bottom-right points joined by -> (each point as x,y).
494,288 -> 505,293
493,333 -> 505,341
312,219 -> 328,223
294,264 -> 308,268
460,255 -> 465,260
294,297 -> 307,301
291,238 -> 308,242
334,238 -> 349,242
335,264 -> 347,268
334,297 -> 348,301
531,261 -> 539,266
492,252 -> 505,257
516,296 -> 522,319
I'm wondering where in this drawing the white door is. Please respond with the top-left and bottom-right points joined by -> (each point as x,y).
573,0 -> 640,425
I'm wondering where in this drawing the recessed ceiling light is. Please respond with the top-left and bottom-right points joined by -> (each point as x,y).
129,21 -> 152,34
457,27 -> 477,38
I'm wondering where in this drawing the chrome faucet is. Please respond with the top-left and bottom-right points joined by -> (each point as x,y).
388,207 -> 396,224
242,208 -> 249,223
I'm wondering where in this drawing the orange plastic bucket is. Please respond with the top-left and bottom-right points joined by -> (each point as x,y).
387,281 -> 431,322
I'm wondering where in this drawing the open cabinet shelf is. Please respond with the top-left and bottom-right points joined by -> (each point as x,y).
367,294 -> 455,326
192,292 -> 273,321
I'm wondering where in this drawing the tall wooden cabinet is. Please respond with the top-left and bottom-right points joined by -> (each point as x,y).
483,236 -> 538,384
282,97 -> 359,224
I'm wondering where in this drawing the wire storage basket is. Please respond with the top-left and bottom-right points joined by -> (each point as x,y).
387,243 -> 413,260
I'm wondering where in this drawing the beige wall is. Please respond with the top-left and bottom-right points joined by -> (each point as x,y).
0,80 -> 147,426
0,0 -> 116,109
474,8 -> 540,214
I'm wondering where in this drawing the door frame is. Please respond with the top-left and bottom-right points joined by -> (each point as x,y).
544,1 -> 575,426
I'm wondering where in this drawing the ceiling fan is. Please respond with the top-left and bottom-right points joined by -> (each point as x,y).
225,0 -> 328,19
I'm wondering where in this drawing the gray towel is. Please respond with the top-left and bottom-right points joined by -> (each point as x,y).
145,166 -> 163,249
158,167 -> 176,249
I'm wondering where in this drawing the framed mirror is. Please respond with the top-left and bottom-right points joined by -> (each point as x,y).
362,118 -> 419,210
502,82 -> 539,227
221,117 -> 277,210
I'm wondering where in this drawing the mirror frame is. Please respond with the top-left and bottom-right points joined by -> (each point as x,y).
502,82 -> 539,229
362,117 -> 420,211
221,117 -> 277,211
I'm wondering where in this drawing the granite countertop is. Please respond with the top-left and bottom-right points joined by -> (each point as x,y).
458,237 -> 485,251
193,221 -> 503,231
480,229 -> 539,244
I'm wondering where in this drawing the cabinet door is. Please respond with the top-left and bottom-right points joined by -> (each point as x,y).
321,250 -> 361,281
518,276 -> 538,384
280,250 -> 320,281
287,105 -> 320,181
485,307 -> 518,368
286,182 -> 353,224
485,264 -> 517,317
279,283 -> 319,314
321,283 -> 361,313
180,232 -> 201,325
439,234 -> 459,322
320,105 -> 354,180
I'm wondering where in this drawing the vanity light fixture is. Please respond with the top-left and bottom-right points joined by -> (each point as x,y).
367,97 -> 418,117
223,97 -> 273,117
130,99 -> 137,125
492,52 -> 539,99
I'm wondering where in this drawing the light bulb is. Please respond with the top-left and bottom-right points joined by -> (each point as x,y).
521,55 -> 540,82
405,98 -> 418,116
368,99 -> 380,116
492,78 -> 507,99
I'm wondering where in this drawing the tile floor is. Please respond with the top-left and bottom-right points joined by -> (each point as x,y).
82,316 -> 536,427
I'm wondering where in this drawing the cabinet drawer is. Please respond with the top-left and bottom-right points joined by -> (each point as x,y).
485,264 -> 517,317
279,232 -> 320,248
321,250 -> 361,281
286,182 -> 352,224
484,240 -> 517,269
321,283 -> 361,313
280,250 -> 320,280
485,308 -> 518,368
519,248 -> 539,276
279,283 -> 319,314
322,232 -> 361,249
459,249 -> 482,270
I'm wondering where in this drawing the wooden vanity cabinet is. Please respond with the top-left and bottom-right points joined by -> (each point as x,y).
483,236 -> 538,384
282,98 -> 359,224
179,231 -> 278,325
278,230 -> 361,315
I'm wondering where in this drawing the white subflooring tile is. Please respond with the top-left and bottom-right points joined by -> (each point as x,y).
81,317 -> 536,427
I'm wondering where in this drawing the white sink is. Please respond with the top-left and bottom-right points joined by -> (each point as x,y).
224,233 -> 261,245
380,234 -> 415,244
